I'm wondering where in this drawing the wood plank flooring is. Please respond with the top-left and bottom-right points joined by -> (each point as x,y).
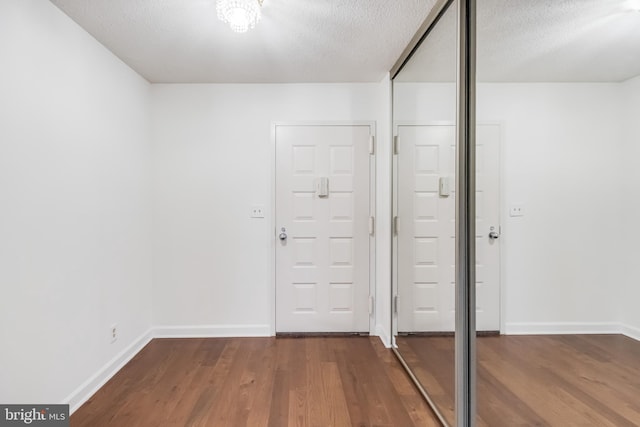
396,334 -> 640,427
71,337 -> 440,427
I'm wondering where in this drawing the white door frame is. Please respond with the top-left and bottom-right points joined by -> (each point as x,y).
270,121 -> 376,335
391,121 -> 503,339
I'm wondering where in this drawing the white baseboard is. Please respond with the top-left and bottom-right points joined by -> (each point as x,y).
504,322 -> 640,342
621,323 -> 640,341
65,324 -> 270,414
153,324 -> 271,338
65,328 -> 153,414
375,323 -> 391,348
504,321 -> 621,335
62,320 -> 640,417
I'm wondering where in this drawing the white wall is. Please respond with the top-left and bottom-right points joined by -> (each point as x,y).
621,75 -> 640,338
395,82 -> 627,331
150,82 -> 391,340
0,0 -> 152,408
375,76 -> 393,345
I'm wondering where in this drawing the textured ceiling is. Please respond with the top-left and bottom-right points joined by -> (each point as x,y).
48,0 -> 640,84
49,0 -> 437,83
396,0 -> 640,83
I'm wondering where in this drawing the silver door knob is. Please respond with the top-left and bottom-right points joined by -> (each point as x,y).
488,226 -> 500,240
279,227 -> 287,241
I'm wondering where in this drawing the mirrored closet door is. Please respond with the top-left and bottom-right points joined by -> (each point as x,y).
474,1 -> 640,425
391,1 -> 640,426
392,1 -> 460,425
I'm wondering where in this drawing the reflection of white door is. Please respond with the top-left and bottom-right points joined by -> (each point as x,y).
396,124 -> 500,332
275,124 -> 372,333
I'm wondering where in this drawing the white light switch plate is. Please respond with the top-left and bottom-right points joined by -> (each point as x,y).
509,205 -> 525,217
251,205 -> 265,218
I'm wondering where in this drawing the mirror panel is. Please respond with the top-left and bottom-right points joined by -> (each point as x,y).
475,0 -> 640,425
392,0 -> 640,426
392,1 -> 458,425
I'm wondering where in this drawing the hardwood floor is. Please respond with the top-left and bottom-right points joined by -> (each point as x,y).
396,334 -> 640,427
71,337 -> 440,427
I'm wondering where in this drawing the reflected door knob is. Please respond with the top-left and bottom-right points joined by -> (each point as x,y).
279,227 -> 287,241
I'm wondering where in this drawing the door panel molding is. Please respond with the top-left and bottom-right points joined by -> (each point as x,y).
270,121 -> 376,334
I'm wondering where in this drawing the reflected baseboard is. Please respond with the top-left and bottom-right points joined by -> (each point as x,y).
504,321 -> 640,342
395,325 -> 640,342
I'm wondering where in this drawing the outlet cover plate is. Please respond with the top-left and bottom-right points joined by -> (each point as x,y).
509,205 -> 525,217
110,324 -> 117,343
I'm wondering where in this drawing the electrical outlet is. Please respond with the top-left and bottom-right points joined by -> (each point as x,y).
509,205 -> 525,217
250,205 -> 265,218
110,324 -> 117,343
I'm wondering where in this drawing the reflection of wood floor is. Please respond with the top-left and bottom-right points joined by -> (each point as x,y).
72,337 -> 440,427
396,334 -> 640,426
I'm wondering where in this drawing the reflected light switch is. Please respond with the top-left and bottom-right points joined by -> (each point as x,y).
251,205 -> 265,218
439,176 -> 451,197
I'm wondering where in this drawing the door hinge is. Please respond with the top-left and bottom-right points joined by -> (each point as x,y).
369,135 -> 375,155
394,295 -> 398,314
369,295 -> 374,316
369,216 -> 375,236
393,216 -> 398,235
393,135 -> 399,155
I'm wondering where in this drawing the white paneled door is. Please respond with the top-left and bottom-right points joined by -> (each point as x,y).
275,124 -> 372,333
396,124 -> 500,332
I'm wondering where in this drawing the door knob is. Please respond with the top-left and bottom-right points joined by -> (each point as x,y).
488,226 -> 500,240
279,227 -> 287,241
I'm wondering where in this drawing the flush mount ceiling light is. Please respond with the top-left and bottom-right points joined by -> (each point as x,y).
216,0 -> 264,33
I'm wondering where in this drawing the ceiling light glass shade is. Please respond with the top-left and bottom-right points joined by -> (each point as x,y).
216,0 -> 263,33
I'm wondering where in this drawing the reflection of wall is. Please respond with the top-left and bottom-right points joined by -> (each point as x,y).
621,76 -> 640,338
394,81 -> 636,336
479,83 -> 624,333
